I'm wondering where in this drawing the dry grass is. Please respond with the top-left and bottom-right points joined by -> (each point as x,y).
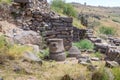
0,59 -> 90,80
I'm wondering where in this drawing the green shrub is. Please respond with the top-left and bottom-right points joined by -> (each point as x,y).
0,35 -> 33,59
51,0 -> 77,17
0,35 -> 9,54
0,0 -> 11,3
38,48 -> 49,59
99,26 -> 116,35
112,68 -> 120,80
63,3 -> 77,17
51,0 -> 65,9
73,39 -> 94,50
8,44 -> 33,59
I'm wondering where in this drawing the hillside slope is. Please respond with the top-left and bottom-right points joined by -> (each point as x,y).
71,2 -> 120,37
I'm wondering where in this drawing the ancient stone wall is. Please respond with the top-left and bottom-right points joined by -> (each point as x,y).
0,0 -> 88,50
11,0 -> 73,50
73,27 -> 86,42
44,17 -> 73,50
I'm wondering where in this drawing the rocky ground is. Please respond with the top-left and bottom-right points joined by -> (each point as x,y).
0,52 -> 106,80
0,0 -> 120,80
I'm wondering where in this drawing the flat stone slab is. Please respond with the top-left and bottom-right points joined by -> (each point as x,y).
14,0 -> 31,3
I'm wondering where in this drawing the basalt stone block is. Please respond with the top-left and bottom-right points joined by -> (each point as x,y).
48,39 -> 66,61
57,35 -> 72,38
60,17 -> 73,23
44,31 -> 59,36
68,46 -> 81,58
49,52 -> 66,61
52,23 -> 63,26
105,61 -> 119,68
14,0 -> 32,3
55,27 -> 73,31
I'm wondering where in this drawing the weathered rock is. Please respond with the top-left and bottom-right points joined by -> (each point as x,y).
23,51 -> 42,64
68,46 -> 81,58
13,30 -> 42,46
0,77 -> 3,80
105,61 -> 119,68
94,43 -> 109,53
78,56 -> 91,66
14,0 -> 31,3
48,39 -> 66,61
26,44 -> 40,54
91,57 -> 100,61
106,47 -> 120,64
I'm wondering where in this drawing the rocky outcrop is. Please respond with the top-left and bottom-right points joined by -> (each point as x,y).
0,21 -> 42,47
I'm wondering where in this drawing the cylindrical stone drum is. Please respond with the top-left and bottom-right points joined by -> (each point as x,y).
48,38 -> 66,61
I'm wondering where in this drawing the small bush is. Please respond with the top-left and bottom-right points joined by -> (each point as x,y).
73,39 -> 94,50
112,68 -> 120,80
38,48 -> 49,59
8,44 -> 33,59
0,35 -> 33,59
99,26 -> 116,35
51,0 -> 77,17
63,3 -> 77,17
0,35 -> 9,54
0,0 -> 11,3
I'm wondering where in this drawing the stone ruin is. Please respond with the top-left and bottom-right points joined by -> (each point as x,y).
0,0 -> 119,63
10,0 -> 86,51
48,38 -> 66,61
73,27 -> 86,42
86,28 -> 120,64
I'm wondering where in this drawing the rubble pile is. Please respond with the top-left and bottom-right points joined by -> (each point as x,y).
86,28 -> 120,64
108,37 -> 120,46
106,46 -> 120,64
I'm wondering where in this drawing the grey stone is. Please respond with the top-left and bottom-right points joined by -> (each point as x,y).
14,0 -> 32,3
23,51 -> 42,64
91,57 -> 100,61
78,56 -> 91,65
13,30 -> 42,46
48,39 -> 66,61
49,52 -> 66,61
0,77 -> 3,80
26,44 -> 40,54
68,46 -> 81,58
105,61 -> 119,68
